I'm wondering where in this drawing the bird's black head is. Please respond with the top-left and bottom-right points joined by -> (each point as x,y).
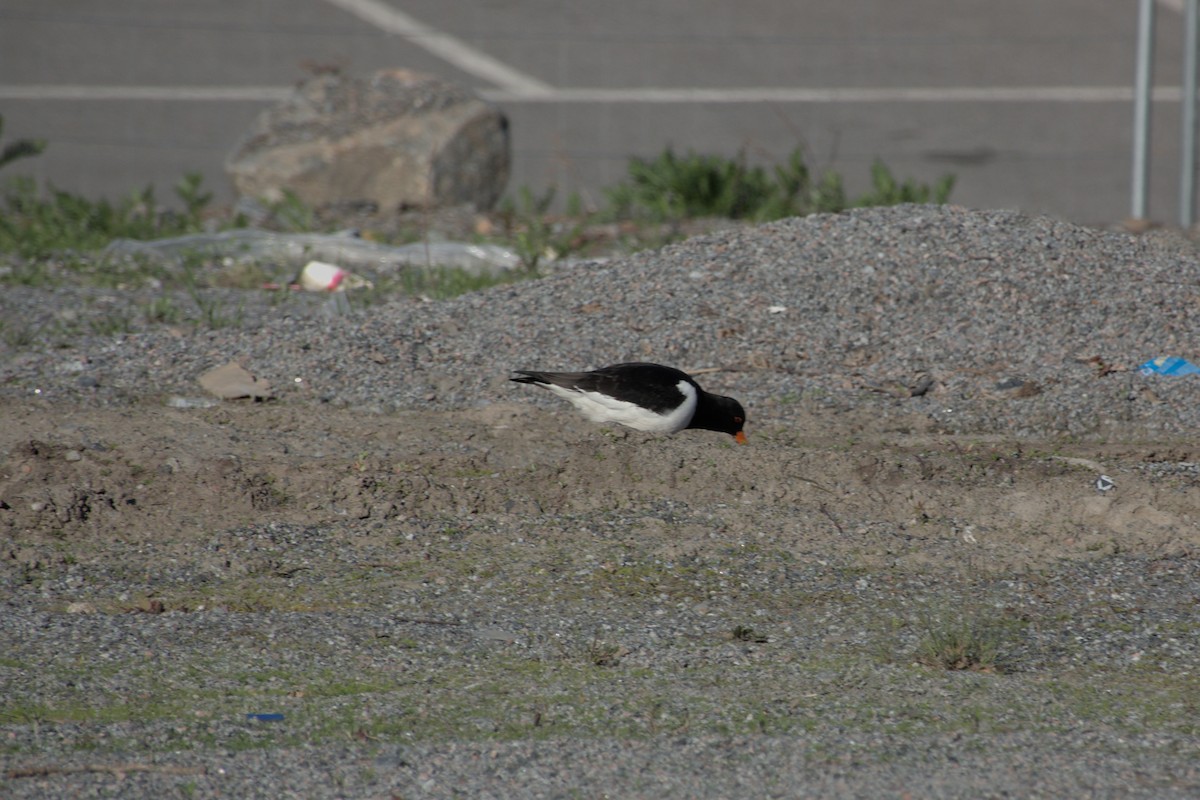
692,392 -> 747,443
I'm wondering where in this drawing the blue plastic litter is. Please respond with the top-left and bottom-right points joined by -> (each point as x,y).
246,713 -> 285,722
1138,356 -> 1200,376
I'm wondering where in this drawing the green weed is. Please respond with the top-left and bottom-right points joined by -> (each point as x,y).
1,320 -> 37,348
0,173 -> 217,259
266,188 -> 320,232
0,113 -> 46,171
141,296 -> 182,325
392,264 -> 535,301
854,159 -> 956,207
604,145 -> 954,223
87,310 -> 134,337
916,613 -> 1009,672
497,186 -> 590,271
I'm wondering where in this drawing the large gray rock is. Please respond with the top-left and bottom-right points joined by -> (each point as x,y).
225,69 -> 510,212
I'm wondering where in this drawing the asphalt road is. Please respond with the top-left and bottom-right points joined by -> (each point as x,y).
0,0 -> 1193,225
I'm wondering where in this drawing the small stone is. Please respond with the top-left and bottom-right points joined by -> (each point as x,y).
198,361 -> 273,401
64,450 -> 82,462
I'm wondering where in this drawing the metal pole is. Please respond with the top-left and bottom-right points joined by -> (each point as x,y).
1181,0 -> 1198,228
1132,0 -> 1155,220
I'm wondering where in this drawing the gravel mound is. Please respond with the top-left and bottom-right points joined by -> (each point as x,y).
5,204 -> 1200,438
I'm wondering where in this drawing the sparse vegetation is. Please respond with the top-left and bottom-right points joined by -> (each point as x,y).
0,121 -> 954,273
0,174 -> 216,260
604,146 -> 954,223
391,262 -> 539,302
0,319 -> 36,348
265,187 -> 320,232
855,158 -> 956,207
731,624 -> 769,643
86,309 -> 135,337
182,283 -> 244,330
1,411 -> 1196,779
916,613 -> 1009,673
140,295 -> 182,325
586,635 -> 625,667
497,186 -> 591,271
0,114 -> 45,172
0,124 -> 956,349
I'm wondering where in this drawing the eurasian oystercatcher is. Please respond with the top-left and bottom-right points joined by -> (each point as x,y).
511,362 -> 746,443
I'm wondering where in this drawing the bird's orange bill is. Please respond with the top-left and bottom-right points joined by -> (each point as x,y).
734,431 -> 747,444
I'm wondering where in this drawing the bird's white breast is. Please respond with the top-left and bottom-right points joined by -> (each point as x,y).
547,380 -> 697,433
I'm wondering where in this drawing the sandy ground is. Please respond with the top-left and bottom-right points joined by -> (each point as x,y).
4,399 -> 1197,579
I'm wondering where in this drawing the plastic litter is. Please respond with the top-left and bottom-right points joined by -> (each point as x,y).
166,396 -> 219,409
104,229 -> 521,276
1138,356 -> 1200,376
295,260 -> 373,292
1095,474 -> 1115,493
246,713 -> 285,722
321,291 -> 354,318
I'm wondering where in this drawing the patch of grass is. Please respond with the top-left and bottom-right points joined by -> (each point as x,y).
179,261 -> 245,329
604,145 -> 954,223
585,635 -> 626,667
194,294 -> 244,329
0,174 -> 216,260
372,263 -> 538,302
915,613 -> 1010,672
141,296 -> 182,325
1,320 -> 37,348
606,146 -> 784,221
1045,667 -> 1200,736
496,186 -> 591,271
87,309 -> 134,337
0,698 -> 185,727
0,115 -> 219,259
89,582 -> 349,614
6,630 -> 1200,759
854,159 -> 956,207
211,260 -> 273,290
731,624 -> 769,643
0,259 -> 59,287
1,115 -> 957,299
265,188 -> 320,232
582,561 -> 714,603
0,113 -> 46,172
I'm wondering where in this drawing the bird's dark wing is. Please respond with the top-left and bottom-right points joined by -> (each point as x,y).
512,363 -> 693,415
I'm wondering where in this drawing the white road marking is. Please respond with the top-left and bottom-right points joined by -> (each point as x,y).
481,85 -> 1186,103
324,1 -> 1187,95
0,85 -> 291,101
0,4 -> 1187,106
321,0 -> 553,97
1,84 -> 1190,104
